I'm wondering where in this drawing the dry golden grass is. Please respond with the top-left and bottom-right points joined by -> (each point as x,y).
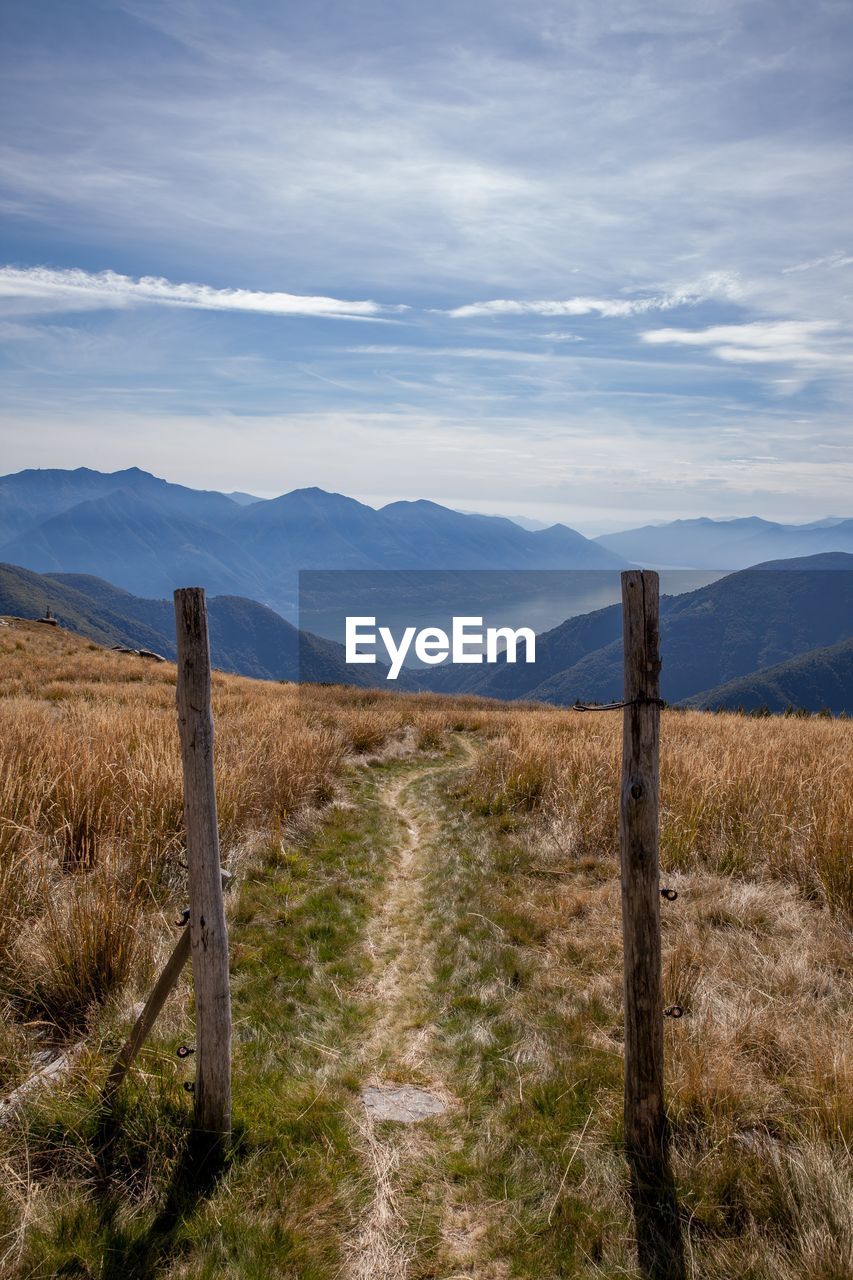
0,616 -> 850,1278
426,750 -> 852,1276
466,706 -> 853,921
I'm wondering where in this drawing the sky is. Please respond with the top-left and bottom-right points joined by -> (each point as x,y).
1,0 -> 851,533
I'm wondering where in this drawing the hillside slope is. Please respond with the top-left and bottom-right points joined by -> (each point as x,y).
683,637 -> 853,714
0,562 -> 170,651
419,554 -> 853,709
0,563 -> 382,685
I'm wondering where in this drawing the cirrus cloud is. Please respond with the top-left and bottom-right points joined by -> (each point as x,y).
445,275 -> 743,320
0,266 -> 403,321
447,294 -> 682,319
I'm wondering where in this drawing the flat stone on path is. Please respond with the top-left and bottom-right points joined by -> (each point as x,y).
361,1082 -> 446,1124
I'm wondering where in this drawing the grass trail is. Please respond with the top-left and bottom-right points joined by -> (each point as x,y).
344,737 -> 479,1280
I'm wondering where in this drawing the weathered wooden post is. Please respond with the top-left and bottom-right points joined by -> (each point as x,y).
174,587 -> 232,1153
620,570 -> 664,1174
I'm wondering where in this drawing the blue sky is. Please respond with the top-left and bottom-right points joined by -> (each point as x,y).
1,0 -> 851,532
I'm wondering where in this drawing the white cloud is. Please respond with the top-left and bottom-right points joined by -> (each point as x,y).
445,276 -> 742,320
447,295 -> 668,319
0,266 -> 401,321
641,319 -> 852,366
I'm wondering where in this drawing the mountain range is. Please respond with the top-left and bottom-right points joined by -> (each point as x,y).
1,468 -> 850,713
2,470 -> 850,613
682,638 -> 853,715
0,468 -> 626,616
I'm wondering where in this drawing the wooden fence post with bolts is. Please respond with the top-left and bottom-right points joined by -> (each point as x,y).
619,569 -> 664,1175
174,586 -> 232,1154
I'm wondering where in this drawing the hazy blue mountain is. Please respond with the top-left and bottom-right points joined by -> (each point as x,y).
0,465 -> 239,545
416,554 -> 853,708
234,487 -> 394,570
798,516 -> 847,531
0,562 -> 382,685
226,491 -> 265,506
683,638 -> 853,714
455,509 -> 551,531
506,514 -> 551,532
0,466 -> 150,543
0,489 -> 269,600
376,499 -> 624,569
232,490 -> 624,575
0,469 -> 627,615
595,515 -> 853,569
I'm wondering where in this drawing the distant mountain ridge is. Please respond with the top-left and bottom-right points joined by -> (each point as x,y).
595,515 -> 853,569
0,468 -> 626,615
0,466 -> 239,545
3,469 -> 850,713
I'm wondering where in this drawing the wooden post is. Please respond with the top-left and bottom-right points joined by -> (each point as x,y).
174,587 -> 232,1151
620,570 -> 664,1172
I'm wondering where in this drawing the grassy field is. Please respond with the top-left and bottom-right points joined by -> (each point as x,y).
0,617 -> 850,1278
